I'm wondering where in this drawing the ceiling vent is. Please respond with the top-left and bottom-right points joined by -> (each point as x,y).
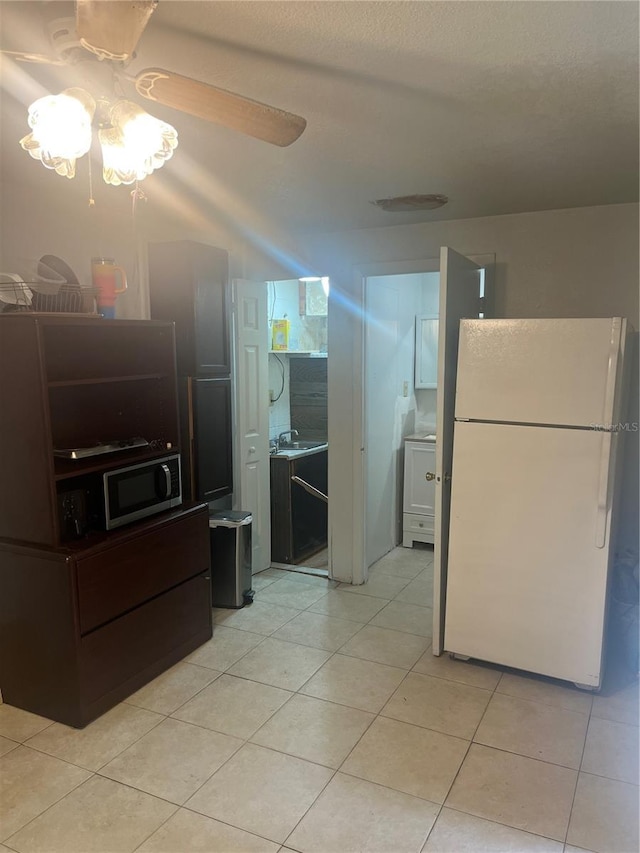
372,194 -> 448,212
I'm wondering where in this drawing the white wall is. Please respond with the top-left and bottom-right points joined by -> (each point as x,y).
268,353 -> 291,440
267,279 -> 328,353
0,178 -> 249,320
297,203 -> 639,580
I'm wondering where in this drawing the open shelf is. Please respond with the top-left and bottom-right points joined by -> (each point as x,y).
0,315 -> 180,547
54,445 -> 176,482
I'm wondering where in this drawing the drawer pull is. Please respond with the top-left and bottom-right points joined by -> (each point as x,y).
425,472 -> 435,481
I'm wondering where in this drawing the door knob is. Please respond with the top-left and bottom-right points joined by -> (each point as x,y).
425,472 -> 435,481
249,446 -> 256,454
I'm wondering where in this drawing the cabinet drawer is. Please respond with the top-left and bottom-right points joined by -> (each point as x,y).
80,572 -> 212,704
77,509 -> 209,634
403,512 -> 435,535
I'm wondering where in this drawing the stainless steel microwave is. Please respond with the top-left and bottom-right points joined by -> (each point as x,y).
103,454 -> 182,530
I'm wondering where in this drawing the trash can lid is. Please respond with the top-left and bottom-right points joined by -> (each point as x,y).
209,509 -> 252,528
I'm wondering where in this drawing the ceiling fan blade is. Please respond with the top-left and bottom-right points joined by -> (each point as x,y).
134,68 -> 307,147
76,0 -> 157,61
1,49 -> 65,66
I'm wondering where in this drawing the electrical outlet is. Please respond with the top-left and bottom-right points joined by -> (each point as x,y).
403,380 -> 409,397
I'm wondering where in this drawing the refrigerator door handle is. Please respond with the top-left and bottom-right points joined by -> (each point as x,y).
595,430 -> 612,549
602,318 -> 622,426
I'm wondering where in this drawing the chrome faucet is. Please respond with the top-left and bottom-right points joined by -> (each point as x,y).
278,429 -> 299,447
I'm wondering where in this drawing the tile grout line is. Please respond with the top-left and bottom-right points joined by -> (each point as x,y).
419,656 -> 504,849
280,558 -> 433,850
441,802 -> 571,848
25,704 -> 168,774
563,706 -> 600,850
2,763 -> 96,847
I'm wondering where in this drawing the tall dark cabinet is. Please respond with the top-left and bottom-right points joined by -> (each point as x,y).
149,241 -> 233,502
0,315 -> 212,727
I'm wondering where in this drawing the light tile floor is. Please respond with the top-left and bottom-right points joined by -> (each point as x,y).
1,545 -> 638,853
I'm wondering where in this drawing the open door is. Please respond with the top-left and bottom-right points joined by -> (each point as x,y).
232,279 -> 270,573
432,248 -> 483,655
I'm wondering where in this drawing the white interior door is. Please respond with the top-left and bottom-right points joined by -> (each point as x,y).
365,278 -> 400,567
232,279 -> 270,573
432,247 -> 482,655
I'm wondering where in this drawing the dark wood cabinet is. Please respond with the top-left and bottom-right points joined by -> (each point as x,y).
271,450 -> 328,564
149,241 -> 233,502
0,315 -> 180,547
0,315 -> 212,727
0,506 -> 211,727
148,240 -> 230,376
179,376 -> 233,503
191,377 -> 233,500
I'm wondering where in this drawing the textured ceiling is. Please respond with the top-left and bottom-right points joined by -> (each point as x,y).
0,1 -> 638,234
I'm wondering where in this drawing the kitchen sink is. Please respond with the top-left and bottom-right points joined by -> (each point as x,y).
280,440 -> 327,450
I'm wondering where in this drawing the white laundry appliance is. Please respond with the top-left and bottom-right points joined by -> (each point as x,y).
444,317 -> 631,688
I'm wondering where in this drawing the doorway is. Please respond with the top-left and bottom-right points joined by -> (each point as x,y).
356,251 -> 492,646
267,278 -> 330,578
364,270 -> 440,569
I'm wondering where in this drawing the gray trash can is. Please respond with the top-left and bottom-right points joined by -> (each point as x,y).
209,510 -> 254,608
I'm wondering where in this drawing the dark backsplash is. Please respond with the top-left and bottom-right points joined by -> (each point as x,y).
290,358 -> 327,441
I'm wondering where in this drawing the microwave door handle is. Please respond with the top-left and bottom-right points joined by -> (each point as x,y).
158,463 -> 171,499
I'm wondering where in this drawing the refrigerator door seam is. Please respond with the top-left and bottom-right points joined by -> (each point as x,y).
454,418 -> 603,430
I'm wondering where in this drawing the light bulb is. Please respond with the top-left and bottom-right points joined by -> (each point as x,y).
19,88 -> 95,179
100,100 -> 178,186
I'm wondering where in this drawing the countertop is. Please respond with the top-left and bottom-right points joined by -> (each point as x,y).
405,433 -> 437,443
271,443 -> 328,460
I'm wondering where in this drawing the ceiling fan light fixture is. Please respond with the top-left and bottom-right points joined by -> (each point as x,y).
99,100 -> 178,186
19,88 -> 96,179
19,87 -> 177,187
372,194 -> 449,212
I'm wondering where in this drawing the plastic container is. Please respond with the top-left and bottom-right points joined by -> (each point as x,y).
272,319 -> 290,350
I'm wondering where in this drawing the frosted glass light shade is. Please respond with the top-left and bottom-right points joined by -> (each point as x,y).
19,88 -> 95,179
100,100 -> 178,186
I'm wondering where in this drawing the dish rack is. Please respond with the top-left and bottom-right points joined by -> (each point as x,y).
0,275 -> 99,314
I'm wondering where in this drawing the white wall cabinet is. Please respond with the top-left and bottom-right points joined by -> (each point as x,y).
402,438 -> 436,546
414,314 -> 438,389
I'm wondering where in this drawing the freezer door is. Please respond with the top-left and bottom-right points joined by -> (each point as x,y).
455,318 -> 624,427
444,421 -> 616,687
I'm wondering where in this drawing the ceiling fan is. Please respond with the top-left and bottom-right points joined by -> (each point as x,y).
4,0 -> 307,148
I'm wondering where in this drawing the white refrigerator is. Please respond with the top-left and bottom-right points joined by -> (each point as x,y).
444,318 -> 630,688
